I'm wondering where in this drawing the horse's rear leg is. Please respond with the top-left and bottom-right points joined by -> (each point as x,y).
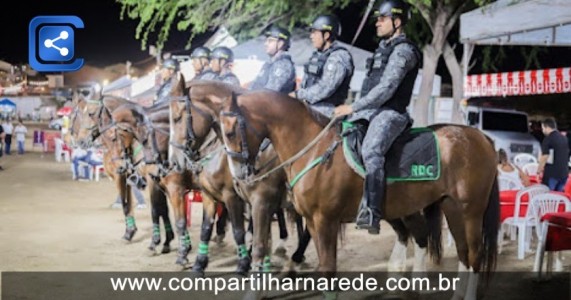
441,198 -> 471,300
386,219 -> 410,273
291,213 -> 310,264
214,204 -> 228,245
148,184 -> 164,253
192,194 -> 216,274
157,194 -> 174,254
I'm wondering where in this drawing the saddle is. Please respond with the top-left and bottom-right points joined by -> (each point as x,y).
341,121 -> 440,182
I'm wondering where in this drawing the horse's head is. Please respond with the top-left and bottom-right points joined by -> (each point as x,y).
110,103 -> 145,149
70,91 -> 102,148
219,91 -> 267,180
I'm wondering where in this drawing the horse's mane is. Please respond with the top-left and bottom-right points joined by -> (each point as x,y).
189,80 -> 246,96
251,91 -> 331,128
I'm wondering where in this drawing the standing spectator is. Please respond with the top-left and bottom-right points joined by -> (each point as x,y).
538,118 -> 570,191
14,121 -> 28,154
0,123 -> 4,170
2,119 -> 13,155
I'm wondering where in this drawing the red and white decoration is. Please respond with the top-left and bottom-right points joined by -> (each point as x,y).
464,67 -> 571,97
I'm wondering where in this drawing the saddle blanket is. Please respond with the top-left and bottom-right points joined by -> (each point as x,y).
341,121 -> 440,182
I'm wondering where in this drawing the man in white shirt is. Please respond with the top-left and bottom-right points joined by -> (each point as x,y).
14,121 -> 27,154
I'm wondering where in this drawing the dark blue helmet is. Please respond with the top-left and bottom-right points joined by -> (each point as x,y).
374,0 -> 411,25
162,58 -> 179,71
310,15 -> 342,37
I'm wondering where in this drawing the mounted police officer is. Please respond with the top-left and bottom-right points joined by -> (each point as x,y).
291,14 -> 354,117
249,25 -> 296,93
210,46 -> 241,87
334,0 -> 421,235
154,58 -> 181,104
191,46 -> 217,81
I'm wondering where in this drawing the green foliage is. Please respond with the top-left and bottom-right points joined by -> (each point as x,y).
117,0 -> 352,51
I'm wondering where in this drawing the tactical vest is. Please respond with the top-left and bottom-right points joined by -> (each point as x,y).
302,45 -> 352,106
250,54 -> 296,93
361,36 -> 421,114
155,77 -> 173,104
219,72 -> 240,86
195,70 -> 217,81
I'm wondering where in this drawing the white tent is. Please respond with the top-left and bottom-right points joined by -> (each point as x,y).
460,0 -> 571,97
460,0 -> 571,47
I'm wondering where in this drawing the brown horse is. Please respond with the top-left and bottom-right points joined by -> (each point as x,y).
69,91 -> 162,244
109,73 -> 193,266
169,85 -> 301,274
185,81 -> 447,275
216,87 -> 500,300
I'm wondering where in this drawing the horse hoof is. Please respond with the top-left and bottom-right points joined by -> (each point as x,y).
161,245 -> 171,254
291,254 -> 306,264
166,231 -> 175,243
236,257 -> 252,275
123,228 -> 137,241
214,235 -> 226,246
192,255 -> 209,273
176,257 -> 189,266
273,246 -> 287,258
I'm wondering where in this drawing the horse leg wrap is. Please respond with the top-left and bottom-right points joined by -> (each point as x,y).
164,223 -> 174,243
176,220 -> 191,265
123,216 -> 138,241
263,255 -> 271,272
152,224 -> 161,245
126,216 -> 136,230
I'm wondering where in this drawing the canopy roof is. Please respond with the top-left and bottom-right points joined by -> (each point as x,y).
460,0 -> 571,46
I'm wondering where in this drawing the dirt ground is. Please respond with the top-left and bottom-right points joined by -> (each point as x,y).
0,124 -> 569,299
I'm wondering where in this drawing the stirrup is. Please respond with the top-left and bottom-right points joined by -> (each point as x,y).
355,208 -> 380,235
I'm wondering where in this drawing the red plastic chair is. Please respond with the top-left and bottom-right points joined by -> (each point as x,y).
533,211 -> 571,279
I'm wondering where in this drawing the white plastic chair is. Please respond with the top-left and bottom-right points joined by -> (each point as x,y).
94,164 -> 105,182
529,193 -> 571,238
522,162 -> 539,176
498,175 -> 524,191
498,184 -> 550,259
513,153 -> 538,169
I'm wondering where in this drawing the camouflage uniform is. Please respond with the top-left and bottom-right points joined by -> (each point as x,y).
297,41 -> 354,117
217,72 -> 241,87
350,34 -> 421,232
155,76 -> 175,104
195,68 -> 218,81
249,51 -> 296,93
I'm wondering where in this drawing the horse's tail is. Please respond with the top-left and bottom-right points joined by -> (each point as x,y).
424,201 -> 443,264
481,175 -> 500,280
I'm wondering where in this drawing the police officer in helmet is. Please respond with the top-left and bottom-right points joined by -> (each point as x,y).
155,58 -> 182,104
334,0 -> 421,234
191,46 -> 217,81
291,14 -> 354,117
210,46 -> 241,87
249,25 -> 296,93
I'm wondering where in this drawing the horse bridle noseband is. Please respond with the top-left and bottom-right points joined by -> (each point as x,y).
219,106 -> 266,178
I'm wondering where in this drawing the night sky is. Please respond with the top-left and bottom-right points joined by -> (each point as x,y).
2,1 -> 570,78
1,0 -> 196,67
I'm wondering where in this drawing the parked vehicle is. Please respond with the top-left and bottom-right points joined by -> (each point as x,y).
465,106 -> 541,161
